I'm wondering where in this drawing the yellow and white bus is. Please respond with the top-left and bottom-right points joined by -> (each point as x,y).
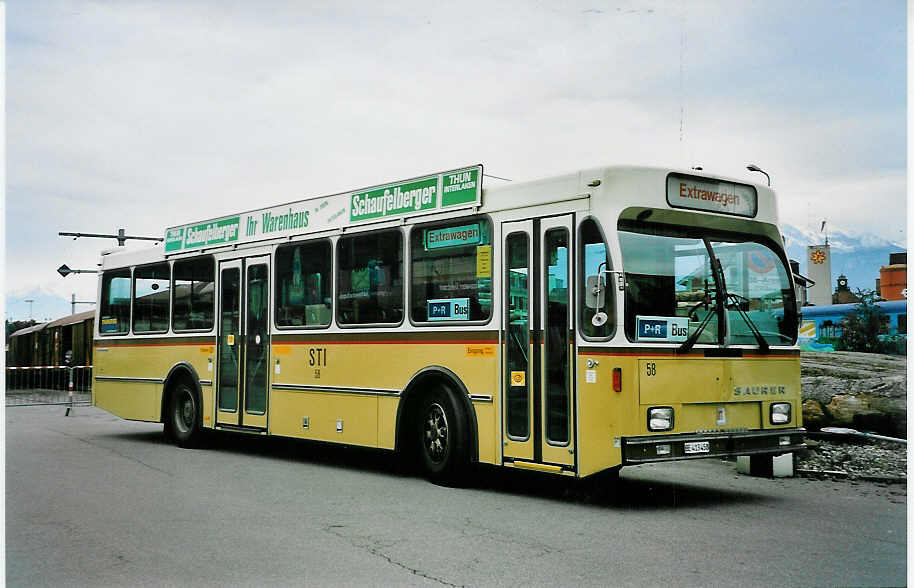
93,164 -> 804,483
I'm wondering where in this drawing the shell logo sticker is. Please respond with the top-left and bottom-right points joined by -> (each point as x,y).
510,371 -> 526,387
747,250 -> 776,273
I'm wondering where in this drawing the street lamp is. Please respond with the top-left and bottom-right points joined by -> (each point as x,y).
746,164 -> 770,186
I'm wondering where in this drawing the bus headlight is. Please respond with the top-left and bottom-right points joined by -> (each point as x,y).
648,407 -> 674,431
770,403 -> 791,425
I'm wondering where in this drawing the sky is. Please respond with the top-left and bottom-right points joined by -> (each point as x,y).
3,0 -> 907,322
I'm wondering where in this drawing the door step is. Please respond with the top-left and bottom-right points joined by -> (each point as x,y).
215,423 -> 267,434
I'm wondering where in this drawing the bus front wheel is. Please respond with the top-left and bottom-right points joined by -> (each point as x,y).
165,379 -> 203,448
417,385 -> 468,485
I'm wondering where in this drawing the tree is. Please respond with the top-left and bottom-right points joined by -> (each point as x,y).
837,289 -> 890,353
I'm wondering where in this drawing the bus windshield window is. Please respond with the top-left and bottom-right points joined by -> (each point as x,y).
410,218 -> 492,323
618,231 -> 719,344
619,224 -> 797,346
100,269 -> 131,335
710,241 -> 797,345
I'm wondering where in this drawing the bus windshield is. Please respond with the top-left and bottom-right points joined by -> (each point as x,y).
618,224 -> 797,346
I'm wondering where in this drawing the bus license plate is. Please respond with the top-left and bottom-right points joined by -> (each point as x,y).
684,441 -> 710,454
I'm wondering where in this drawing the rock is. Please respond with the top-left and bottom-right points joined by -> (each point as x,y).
825,394 -> 869,423
802,399 -> 827,429
796,439 -> 907,481
801,351 -> 907,438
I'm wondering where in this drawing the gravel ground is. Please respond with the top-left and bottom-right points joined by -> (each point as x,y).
796,437 -> 907,482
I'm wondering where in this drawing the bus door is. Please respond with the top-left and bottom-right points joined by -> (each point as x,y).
216,255 -> 270,430
501,215 -> 575,470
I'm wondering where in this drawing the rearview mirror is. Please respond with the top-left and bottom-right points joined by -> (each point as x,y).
585,275 -> 605,309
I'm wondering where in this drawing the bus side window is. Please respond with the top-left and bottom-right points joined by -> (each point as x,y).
337,230 -> 403,325
579,218 -> 614,338
410,217 -> 492,323
173,256 -> 215,331
133,263 -> 171,333
276,240 -> 332,327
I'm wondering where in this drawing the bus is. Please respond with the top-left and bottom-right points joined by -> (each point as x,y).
92,164 -> 805,483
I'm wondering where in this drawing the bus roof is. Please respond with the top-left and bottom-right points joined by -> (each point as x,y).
100,164 -> 776,270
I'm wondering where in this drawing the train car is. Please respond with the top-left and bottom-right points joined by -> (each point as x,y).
8,322 -> 48,367
800,299 -> 907,341
7,310 -> 95,367
7,310 -> 95,393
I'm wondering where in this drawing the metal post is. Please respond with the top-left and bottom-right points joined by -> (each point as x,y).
64,350 -> 74,416
66,366 -> 74,416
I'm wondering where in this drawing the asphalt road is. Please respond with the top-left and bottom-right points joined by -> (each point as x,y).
6,405 -> 907,587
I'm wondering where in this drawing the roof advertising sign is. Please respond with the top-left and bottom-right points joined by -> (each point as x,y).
164,165 -> 482,253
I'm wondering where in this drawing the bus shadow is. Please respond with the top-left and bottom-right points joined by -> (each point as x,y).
468,465 -> 768,510
106,428 -> 767,509
202,430 -> 408,477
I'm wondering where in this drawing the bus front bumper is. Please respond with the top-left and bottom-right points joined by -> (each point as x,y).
622,428 -> 806,464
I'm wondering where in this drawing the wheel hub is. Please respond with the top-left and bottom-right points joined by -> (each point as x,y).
176,389 -> 195,432
424,403 -> 448,463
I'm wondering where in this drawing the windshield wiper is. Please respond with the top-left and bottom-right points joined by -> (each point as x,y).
726,293 -> 770,352
678,301 -> 716,354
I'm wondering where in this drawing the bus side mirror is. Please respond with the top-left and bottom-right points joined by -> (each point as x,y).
585,275 -> 605,309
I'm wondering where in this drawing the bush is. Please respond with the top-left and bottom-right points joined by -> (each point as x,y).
837,290 -> 898,354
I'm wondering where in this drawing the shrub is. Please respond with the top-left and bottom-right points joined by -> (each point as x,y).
838,290 -> 895,353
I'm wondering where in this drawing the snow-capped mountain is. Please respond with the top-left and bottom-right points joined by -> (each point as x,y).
780,223 -> 906,293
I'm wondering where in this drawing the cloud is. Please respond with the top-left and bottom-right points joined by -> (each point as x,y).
5,0 -> 906,317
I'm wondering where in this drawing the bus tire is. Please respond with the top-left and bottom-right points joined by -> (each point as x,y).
165,378 -> 203,448
417,384 -> 469,485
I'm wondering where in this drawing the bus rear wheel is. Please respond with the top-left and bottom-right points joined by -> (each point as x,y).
417,385 -> 469,485
165,379 -> 203,448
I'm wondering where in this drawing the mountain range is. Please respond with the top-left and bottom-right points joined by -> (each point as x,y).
780,223 -> 906,294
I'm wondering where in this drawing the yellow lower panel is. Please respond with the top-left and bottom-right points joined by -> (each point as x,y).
93,380 -> 162,422
639,359 -> 725,404
201,384 -> 214,428
270,390 -> 378,447
678,401 -> 761,431
541,439 -> 574,467
503,438 -> 534,461
576,356 -> 635,477
378,396 -> 398,450
472,402 -> 496,464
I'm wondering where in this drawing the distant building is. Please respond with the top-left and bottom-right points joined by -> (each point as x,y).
832,275 -> 860,304
790,259 -> 815,308
806,244 -> 832,305
878,252 -> 907,301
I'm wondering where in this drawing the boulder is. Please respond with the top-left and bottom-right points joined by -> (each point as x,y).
801,351 -> 907,438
